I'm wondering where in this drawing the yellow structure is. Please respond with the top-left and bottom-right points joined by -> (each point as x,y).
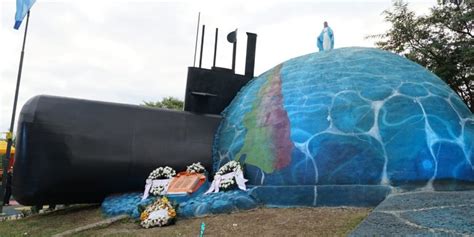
0,140 -> 15,155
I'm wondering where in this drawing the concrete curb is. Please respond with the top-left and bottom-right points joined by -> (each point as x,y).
52,214 -> 129,237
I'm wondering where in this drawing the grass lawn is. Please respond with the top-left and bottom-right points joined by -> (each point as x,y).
0,205 -> 103,236
0,205 -> 371,236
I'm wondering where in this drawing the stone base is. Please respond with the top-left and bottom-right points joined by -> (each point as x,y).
176,185 -> 393,218
102,185 -> 393,219
178,190 -> 258,218
248,185 -> 393,207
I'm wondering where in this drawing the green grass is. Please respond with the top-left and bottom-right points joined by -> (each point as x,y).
0,205 -> 103,237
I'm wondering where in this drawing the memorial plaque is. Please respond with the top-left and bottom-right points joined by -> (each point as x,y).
167,172 -> 206,194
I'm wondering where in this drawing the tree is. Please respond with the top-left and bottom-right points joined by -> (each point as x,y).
141,96 -> 184,110
369,0 -> 473,112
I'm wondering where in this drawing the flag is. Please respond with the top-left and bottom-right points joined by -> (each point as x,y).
14,0 -> 36,30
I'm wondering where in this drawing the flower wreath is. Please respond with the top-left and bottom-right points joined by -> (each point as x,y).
148,166 -> 176,180
216,161 -> 241,190
140,197 -> 177,228
206,160 -> 247,193
142,166 -> 176,199
186,162 -> 207,174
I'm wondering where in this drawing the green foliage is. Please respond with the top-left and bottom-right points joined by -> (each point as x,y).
370,0 -> 473,111
141,97 -> 184,110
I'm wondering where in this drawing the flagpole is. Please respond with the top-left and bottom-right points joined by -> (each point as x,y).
1,11 -> 31,212
193,12 -> 200,67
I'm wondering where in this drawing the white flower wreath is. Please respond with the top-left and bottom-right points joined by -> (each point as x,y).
140,197 -> 176,228
148,166 -> 176,179
205,160 -> 247,194
216,160 -> 241,175
142,166 -> 176,199
215,161 -> 242,190
186,162 -> 207,174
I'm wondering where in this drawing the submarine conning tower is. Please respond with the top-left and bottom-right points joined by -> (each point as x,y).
184,29 -> 257,114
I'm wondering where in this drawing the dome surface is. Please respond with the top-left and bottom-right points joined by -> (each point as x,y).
213,47 -> 474,187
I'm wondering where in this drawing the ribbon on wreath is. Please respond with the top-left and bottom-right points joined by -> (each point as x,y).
205,169 -> 247,194
142,178 -> 172,200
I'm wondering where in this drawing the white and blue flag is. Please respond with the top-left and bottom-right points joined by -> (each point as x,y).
14,0 -> 36,30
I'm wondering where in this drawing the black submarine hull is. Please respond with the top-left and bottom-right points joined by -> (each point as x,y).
12,95 -> 221,205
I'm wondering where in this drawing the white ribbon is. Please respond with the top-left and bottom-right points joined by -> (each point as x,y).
205,169 -> 248,194
148,209 -> 169,220
142,179 -> 171,200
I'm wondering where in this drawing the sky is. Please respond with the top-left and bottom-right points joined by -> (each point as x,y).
0,0 -> 436,134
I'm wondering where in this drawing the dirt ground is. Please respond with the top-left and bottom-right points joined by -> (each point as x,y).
81,207 -> 371,237
0,206 -> 371,236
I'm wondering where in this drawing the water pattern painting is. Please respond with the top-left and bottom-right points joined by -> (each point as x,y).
213,47 -> 474,189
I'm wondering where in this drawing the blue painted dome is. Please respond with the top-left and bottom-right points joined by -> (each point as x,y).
213,47 -> 474,188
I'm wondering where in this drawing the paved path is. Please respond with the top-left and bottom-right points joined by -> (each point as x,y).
350,190 -> 474,236
0,200 -> 25,220
1,205 -> 22,216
